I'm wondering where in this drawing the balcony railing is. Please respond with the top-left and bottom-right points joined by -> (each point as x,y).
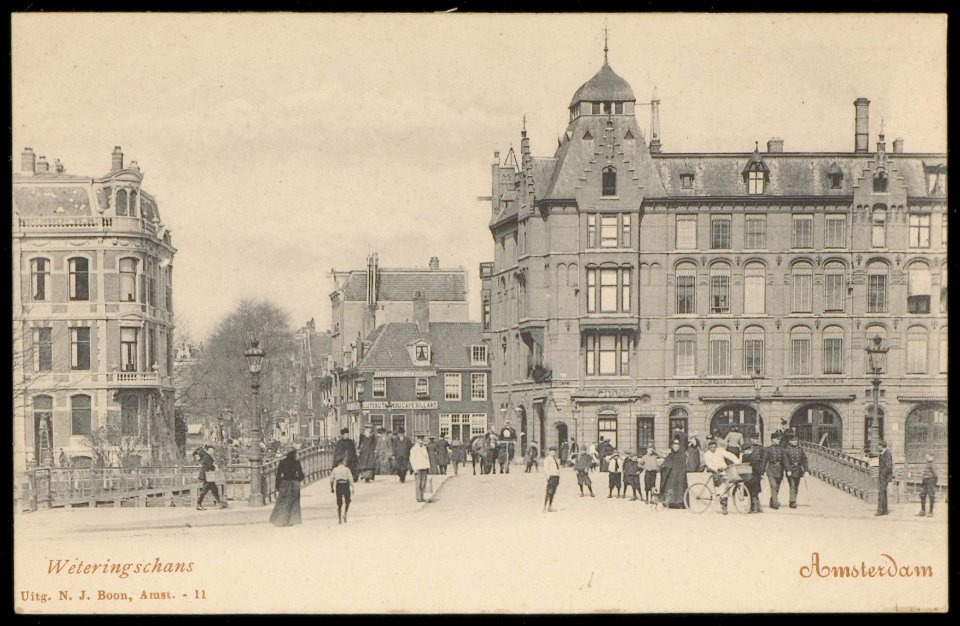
18,216 -> 112,230
107,371 -> 169,386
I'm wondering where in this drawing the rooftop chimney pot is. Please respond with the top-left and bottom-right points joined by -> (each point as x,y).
892,137 -> 904,154
111,146 -> 124,171
766,138 -> 784,153
429,257 -> 440,271
854,98 -> 870,153
36,156 -> 50,173
20,147 -> 36,176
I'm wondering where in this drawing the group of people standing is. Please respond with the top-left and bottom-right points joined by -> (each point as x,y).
334,425 -> 468,483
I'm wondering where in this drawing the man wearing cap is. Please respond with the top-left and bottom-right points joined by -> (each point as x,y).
622,451 -> 642,500
762,431 -> 785,509
875,440 -> 894,516
606,451 -> 623,498
393,430 -> 413,483
783,433 -> 809,509
543,446 -> 561,512
409,434 -> 432,502
193,446 -> 225,511
918,452 -> 938,517
702,438 -> 740,514
741,440 -> 765,513
333,427 -> 359,482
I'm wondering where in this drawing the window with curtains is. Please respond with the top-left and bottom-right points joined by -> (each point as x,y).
471,373 -> 487,401
708,327 -> 731,376
711,215 -> 731,249
867,262 -> 888,313
790,327 -> 812,376
743,326 -> 764,376
743,263 -> 765,314
822,327 -> 844,375
372,377 -> 386,398
710,264 -> 731,314
30,258 -> 50,301
119,257 -> 138,302
744,215 -> 766,249
120,327 -> 138,372
585,333 -> 631,376
825,215 -> 846,248
907,262 -> 931,314
791,262 -> 813,313
674,327 -> 696,377
676,216 -> 697,250
824,262 -> 845,312
906,326 -> 928,374
792,215 -> 814,248
444,373 -> 462,400
676,263 -> 696,314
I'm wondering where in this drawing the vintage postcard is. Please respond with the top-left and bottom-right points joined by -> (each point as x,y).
12,12 -> 948,614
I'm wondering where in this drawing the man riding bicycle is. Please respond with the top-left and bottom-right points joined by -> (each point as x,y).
702,438 -> 741,514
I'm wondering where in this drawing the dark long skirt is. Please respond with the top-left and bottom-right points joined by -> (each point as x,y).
269,479 -> 302,527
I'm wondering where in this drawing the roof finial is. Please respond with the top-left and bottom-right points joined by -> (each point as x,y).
755,140 -> 759,151
522,114 -> 526,132
603,20 -> 609,64
880,117 -> 885,137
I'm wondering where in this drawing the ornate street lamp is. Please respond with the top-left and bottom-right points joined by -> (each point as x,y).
244,340 -> 265,504
865,335 -> 889,456
751,368 -> 764,444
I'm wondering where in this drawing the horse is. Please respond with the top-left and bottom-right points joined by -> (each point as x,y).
470,434 -> 499,475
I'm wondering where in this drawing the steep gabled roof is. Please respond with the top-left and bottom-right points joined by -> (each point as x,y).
357,322 -> 486,371
340,269 -> 466,302
569,62 -> 636,107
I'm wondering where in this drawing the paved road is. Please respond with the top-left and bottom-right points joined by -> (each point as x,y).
14,467 -> 948,613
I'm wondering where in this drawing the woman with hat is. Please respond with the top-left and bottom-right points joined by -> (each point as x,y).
658,432 -> 688,509
357,424 -> 378,482
269,446 -> 305,527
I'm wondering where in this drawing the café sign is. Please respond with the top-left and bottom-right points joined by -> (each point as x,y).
361,401 -> 438,410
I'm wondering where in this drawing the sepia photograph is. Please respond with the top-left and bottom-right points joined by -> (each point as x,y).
12,12 -> 948,614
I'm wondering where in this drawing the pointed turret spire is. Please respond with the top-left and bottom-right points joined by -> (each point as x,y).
649,86 -> 662,154
603,21 -> 609,64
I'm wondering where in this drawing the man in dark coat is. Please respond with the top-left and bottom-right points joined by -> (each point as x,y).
783,433 -> 809,508
658,433 -> 688,508
559,440 -> 570,466
876,440 -> 895,516
574,450 -> 595,497
333,427 -> 359,481
762,431 -> 785,509
357,424 -> 377,482
741,440 -> 764,513
498,421 -> 518,471
393,431 -> 413,483
597,437 -> 614,472
426,437 -> 439,474
436,434 -> 451,475
193,446 -> 224,510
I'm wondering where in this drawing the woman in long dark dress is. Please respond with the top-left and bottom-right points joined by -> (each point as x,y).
658,432 -> 688,509
270,448 -> 305,527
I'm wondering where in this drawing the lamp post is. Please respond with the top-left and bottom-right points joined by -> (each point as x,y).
751,368 -> 764,444
865,335 -> 889,457
244,340 -> 265,505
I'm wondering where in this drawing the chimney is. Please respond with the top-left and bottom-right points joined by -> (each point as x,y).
111,146 -> 124,171
54,159 -> 64,174
649,87 -> 662,154
128,160 -> 140,172
854,98 -> 870,153
307,318 -> 315,332
892,137 -> 904,154
20,148 -> 36,176
36,156 -> 49,173
766,138 -> 784,153
366,253 -> 379,307
428,256 -> 440,271
413,291 -> 430,333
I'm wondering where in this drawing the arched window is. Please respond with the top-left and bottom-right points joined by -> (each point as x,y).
743,262 -> 765,314
712,404 -> 763,442
864,325 -> 887,374
823,261 -> 845,312
708,327 -> 731,376
939,326 -> 948,373
789,326 -> 812,376
906,326 -> 928,374
822,325 -> 844,375
907,261 -> 932,314
904,403 -> 948,464
668,407 -> 689,437
674,326 -> 696,377
790,403 -> 842,449
71,394 -> 92,436
119,257 -> 138,302
743,326 -> 765,376
68,257 -> 89,301
128,190 -> 137,218
602,167 -> 617,197
676,262 -> 697,314
30,257 -> 50,301
116,189 -> 128,216
709,262 -> 731,314
871,205 -> 887,247
940,266 -> 948,313
791,261 -> 813,313
866,260 -> 888,313
873,171 -> 888,193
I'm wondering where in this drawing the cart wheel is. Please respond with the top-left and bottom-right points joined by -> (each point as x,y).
684,482 -> 713,513
732,482 -> 750,514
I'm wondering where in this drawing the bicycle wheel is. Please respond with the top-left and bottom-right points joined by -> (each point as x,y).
731,482 -> 750,514
684,482 -> 713,513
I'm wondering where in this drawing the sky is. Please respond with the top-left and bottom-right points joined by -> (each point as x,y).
11,13 -> 947,340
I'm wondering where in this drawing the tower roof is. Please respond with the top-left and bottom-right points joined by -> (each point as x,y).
569,62 -> 636,108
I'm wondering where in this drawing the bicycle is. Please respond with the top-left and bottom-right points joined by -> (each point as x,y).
684,463 -> 751,514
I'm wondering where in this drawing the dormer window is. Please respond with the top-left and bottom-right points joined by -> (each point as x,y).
680,174 -> 694,189
415,345 -> 430,362
470,345 -> 488,365
747,168 -> 765,194
614,102 -> 623,114
602,166 -> 617,196
828,173 -> 843,189
592,103 -> 602,115
873,171 -> 888,193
